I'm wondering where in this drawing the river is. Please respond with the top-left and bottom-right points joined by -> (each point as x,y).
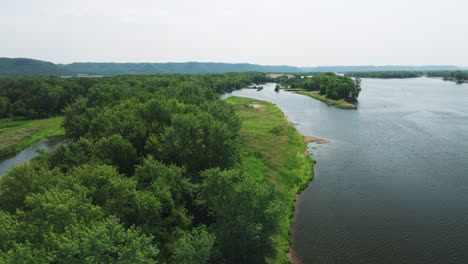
222,79 -> 468,264
0,138 -> 65,176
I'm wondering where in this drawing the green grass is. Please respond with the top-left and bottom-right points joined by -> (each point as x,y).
0,117 -> 65,158
297,91 -> 357,109
225,96 -> 314,264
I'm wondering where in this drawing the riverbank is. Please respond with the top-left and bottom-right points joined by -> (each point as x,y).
0,117 -> 64,158
296,91 -> 357,109
225,96 -> 314,264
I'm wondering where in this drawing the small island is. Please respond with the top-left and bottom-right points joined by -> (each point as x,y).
276,72 -> 361,109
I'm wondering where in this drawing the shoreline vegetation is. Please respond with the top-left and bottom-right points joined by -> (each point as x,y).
293,90 -> 357,109
225,96 -> 315,264
0,117 -> 64,159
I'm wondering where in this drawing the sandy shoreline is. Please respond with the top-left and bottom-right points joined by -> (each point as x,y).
285,115 -> 331,145
303,135 -> 331,144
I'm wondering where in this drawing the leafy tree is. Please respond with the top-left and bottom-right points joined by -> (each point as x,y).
0,163 -> 65,212
0,211 -> 16,252
95,134 -> 138,174
66,164 -> 137,210
18,188 -> 103,238
50,217 -> 159,264
151,111 -> 240,173
0,96 -> 12,117
197,169 -> 284,264
172,226 -> 215,264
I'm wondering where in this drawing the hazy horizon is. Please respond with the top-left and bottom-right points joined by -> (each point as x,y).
1,0 -> 467,67
3,57 -> 468,68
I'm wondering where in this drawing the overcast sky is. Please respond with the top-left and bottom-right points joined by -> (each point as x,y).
1,0 -> 467,66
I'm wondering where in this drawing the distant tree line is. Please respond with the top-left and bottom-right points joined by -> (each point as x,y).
0,72 -> 287,264
345,71 -> 423,78
344,70 -> 468,83
426,70 -> 468,83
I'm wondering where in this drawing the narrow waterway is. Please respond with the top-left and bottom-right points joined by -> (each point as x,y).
0,138 -> 64,176
222,79 -> 468,264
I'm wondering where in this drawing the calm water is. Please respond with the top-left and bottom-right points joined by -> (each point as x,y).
222,78 -> 468,264
0,138 -> 64,176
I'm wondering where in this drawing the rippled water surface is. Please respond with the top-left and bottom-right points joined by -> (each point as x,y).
223,78 -> 468,264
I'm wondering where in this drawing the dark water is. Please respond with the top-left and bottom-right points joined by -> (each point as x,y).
222,79 -> 468,264
0,138 -> 64,176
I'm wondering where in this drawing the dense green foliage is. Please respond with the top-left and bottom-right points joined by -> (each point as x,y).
278,73 -> 361,101
346,71 -> 423,78
0,72 -> 300,263
0,76 -> 98,118
0,73 -> 266,118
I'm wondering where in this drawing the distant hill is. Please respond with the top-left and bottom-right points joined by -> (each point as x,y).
0,58 -> 465,76
62,62 -> 303,75
301,65 -> 460,73
0,58 -> 302,76
0,58 -> 72,76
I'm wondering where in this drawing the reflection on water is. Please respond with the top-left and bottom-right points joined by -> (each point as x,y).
0,137 -> 64,176
223,79 -> 468,264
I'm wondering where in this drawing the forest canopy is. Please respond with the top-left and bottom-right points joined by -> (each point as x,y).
0,72 -> 291,264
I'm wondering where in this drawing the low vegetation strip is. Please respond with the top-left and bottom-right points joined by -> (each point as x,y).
297,91 -> 357,109
225,96 -> 314,264
0,117 -> 64,158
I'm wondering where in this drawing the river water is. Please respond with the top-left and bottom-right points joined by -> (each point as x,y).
0,138 -> 64,176
222,79 -> 468,264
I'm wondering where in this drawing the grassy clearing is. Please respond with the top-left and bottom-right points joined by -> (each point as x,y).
225,96 -> 314,264
296,91 -> 357,109
0,117 -> 65,158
